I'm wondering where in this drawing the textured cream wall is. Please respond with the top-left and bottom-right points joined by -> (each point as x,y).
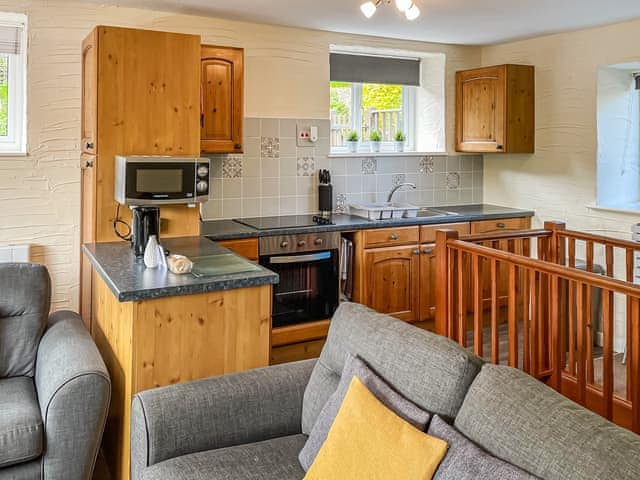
0,0 -> 479,310
481,18 -> 640,236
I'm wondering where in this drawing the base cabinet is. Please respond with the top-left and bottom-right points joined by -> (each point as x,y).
362,245 -> 421,322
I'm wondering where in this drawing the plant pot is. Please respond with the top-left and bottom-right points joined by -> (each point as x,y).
394,141 -> 405,153
370,141 -> 381,153
346,141 -> 358,153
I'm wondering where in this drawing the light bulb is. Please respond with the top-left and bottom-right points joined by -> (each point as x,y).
395,0 -> 413,12
405,4 -> 420,20
360,1 -> 377,18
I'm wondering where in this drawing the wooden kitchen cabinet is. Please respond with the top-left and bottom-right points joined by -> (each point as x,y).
456,64 -> 534,154
80,26 -> 202,320
362,245 -> 420,322
419,243 -> 437,321
200,45 -> 244,154
217,237 -> 259,261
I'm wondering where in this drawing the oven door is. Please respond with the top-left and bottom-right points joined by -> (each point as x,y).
125,162 -> 196,204
263,250 -> 339,328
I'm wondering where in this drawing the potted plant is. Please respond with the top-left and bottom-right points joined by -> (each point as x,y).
346,130 -> 359,153
369,130 -> 382,152
394,131 -> 406,152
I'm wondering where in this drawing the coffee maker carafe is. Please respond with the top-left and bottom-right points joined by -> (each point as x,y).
131,206 -> 160,257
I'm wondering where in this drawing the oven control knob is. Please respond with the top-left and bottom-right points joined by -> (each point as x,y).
314,238 -> 324,246
196,180 -> 208,193
297,240 -> 307,247
280,241 -> 289,249
197,165 -> 209,178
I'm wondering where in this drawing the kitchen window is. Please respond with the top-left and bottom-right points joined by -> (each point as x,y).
0,13 -> 27,155
330,81 -> 416,151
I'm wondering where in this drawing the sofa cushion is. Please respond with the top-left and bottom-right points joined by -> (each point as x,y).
302,302 -> 483,434
0,263 -> 50,378
304,377 -> 448,480
428,415 -> 536,480
299,353 -> 431,471
455,364 -> 640,480
0,377 -> 43,468
141,434 -> 307,480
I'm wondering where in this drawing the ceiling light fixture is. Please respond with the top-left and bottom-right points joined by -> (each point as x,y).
360,0 -> 421,20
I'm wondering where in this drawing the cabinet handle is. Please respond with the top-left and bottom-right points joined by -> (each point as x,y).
423,248 -> 433,255
497,222 -> 506,229
85,141 -> 94,150
234,144 -> 242,150
412,248 -> 420,255
496,145 -> 504,150
84,160 -> 94,168
389,234 -> 398,240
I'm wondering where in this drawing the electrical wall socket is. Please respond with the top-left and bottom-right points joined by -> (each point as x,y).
297,124 -> 317,146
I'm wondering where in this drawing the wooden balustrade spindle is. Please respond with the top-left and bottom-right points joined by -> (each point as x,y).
457,249 -> 466,346
586,281 -> 594,384
472,254 -> 483,357
508,264 -> 518,368
530,269 -> 539,377
602,289 -> 614,421
491,258 -> 499,364
568,237 -> 576,268
522,266 -> 531,373
630,297 -> 640,433
576,282 -> 586,403
626,248 -> 634,401
568,280 -> 576,376
550,274 -> 561,389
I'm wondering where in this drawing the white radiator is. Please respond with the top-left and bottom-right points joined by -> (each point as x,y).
0,245 -> 30,263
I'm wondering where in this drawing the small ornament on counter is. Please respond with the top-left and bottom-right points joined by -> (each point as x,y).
143,235 -> 160,268
167,254 -> 193,275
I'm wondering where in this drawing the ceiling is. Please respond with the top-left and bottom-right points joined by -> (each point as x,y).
92,0 -> 640,45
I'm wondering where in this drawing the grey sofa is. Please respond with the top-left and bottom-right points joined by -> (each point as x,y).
131,302 -> 640,480
0,263 -> 111,480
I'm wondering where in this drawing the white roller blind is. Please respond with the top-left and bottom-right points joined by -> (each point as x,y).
0,23 -> 23,55
330,53 -> 421,86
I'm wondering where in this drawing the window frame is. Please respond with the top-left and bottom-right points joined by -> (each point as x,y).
0,13 -> 27,156
331,81 -> 416,154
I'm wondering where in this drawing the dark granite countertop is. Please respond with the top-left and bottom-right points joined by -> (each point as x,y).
200,204 -> 535,240
83,236 -> 279,302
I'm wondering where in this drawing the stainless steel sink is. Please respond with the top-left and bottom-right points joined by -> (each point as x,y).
416,207 -> 461,218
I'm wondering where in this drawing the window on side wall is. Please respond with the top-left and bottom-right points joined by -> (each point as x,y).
0,13 -> 27,155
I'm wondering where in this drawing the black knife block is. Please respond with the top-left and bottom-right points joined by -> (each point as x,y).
318,184 -> 333,215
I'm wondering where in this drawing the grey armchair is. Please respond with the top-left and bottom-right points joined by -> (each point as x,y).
0,263 -> 111,480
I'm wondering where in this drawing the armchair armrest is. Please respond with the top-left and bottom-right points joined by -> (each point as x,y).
35,311 -> 111,480
131,358 -> 316,478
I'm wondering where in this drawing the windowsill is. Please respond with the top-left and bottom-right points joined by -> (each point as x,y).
587,203 -> 640,216
328,151 -> 447,158
0,151 -> 27,157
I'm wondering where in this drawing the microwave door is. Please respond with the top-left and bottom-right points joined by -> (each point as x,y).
125,162 -> 195,204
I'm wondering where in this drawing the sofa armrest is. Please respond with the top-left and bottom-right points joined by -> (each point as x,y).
131,358 -> 316,478
35,311 -> 111,480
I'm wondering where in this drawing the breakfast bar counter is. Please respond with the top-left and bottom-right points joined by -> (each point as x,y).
82,237 -> 277,480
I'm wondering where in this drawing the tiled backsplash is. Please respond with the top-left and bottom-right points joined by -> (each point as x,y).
201,117 -> 483,220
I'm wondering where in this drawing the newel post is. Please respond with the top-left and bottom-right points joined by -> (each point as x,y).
435,229 -> 459,338
543,221 -> 567,264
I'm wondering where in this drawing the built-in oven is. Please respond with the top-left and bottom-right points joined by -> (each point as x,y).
259,232 -> 340,328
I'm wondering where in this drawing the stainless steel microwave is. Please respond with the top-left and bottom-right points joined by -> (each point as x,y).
114,156 -> 210,206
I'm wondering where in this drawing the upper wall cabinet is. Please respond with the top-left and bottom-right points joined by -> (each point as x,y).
455,64 -> 534,154
200,45 -> 244,154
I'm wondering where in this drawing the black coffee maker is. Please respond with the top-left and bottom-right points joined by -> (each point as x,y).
131,207 -> 160,257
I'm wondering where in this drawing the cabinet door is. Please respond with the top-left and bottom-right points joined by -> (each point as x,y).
456,65 -> 506,153
80,154 -> 97,327
81,31 -> 97,154
201,45 -> 244,154
419,243 -> 437,321
363,245 -> 420,322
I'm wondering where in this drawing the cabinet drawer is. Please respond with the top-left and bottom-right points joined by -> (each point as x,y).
270,339 -> 325,365
363,226 -> 419,248
217,238 -> 259,261
471,217 -> 530,234
420,222 -> 470,243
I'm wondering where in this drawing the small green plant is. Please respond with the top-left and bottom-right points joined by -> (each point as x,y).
394,131 -> 406,142
369,130 -> 382,142
347,130 -> 359,142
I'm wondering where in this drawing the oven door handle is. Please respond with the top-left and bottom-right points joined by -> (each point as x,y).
269,251 -> 332,264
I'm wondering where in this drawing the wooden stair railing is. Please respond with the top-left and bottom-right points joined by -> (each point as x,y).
435,222 -> 640,433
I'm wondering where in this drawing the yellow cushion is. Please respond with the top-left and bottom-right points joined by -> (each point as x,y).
304,376 -> 448,480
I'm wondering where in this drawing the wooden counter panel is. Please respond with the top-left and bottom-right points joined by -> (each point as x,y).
92,273 -> 271,480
